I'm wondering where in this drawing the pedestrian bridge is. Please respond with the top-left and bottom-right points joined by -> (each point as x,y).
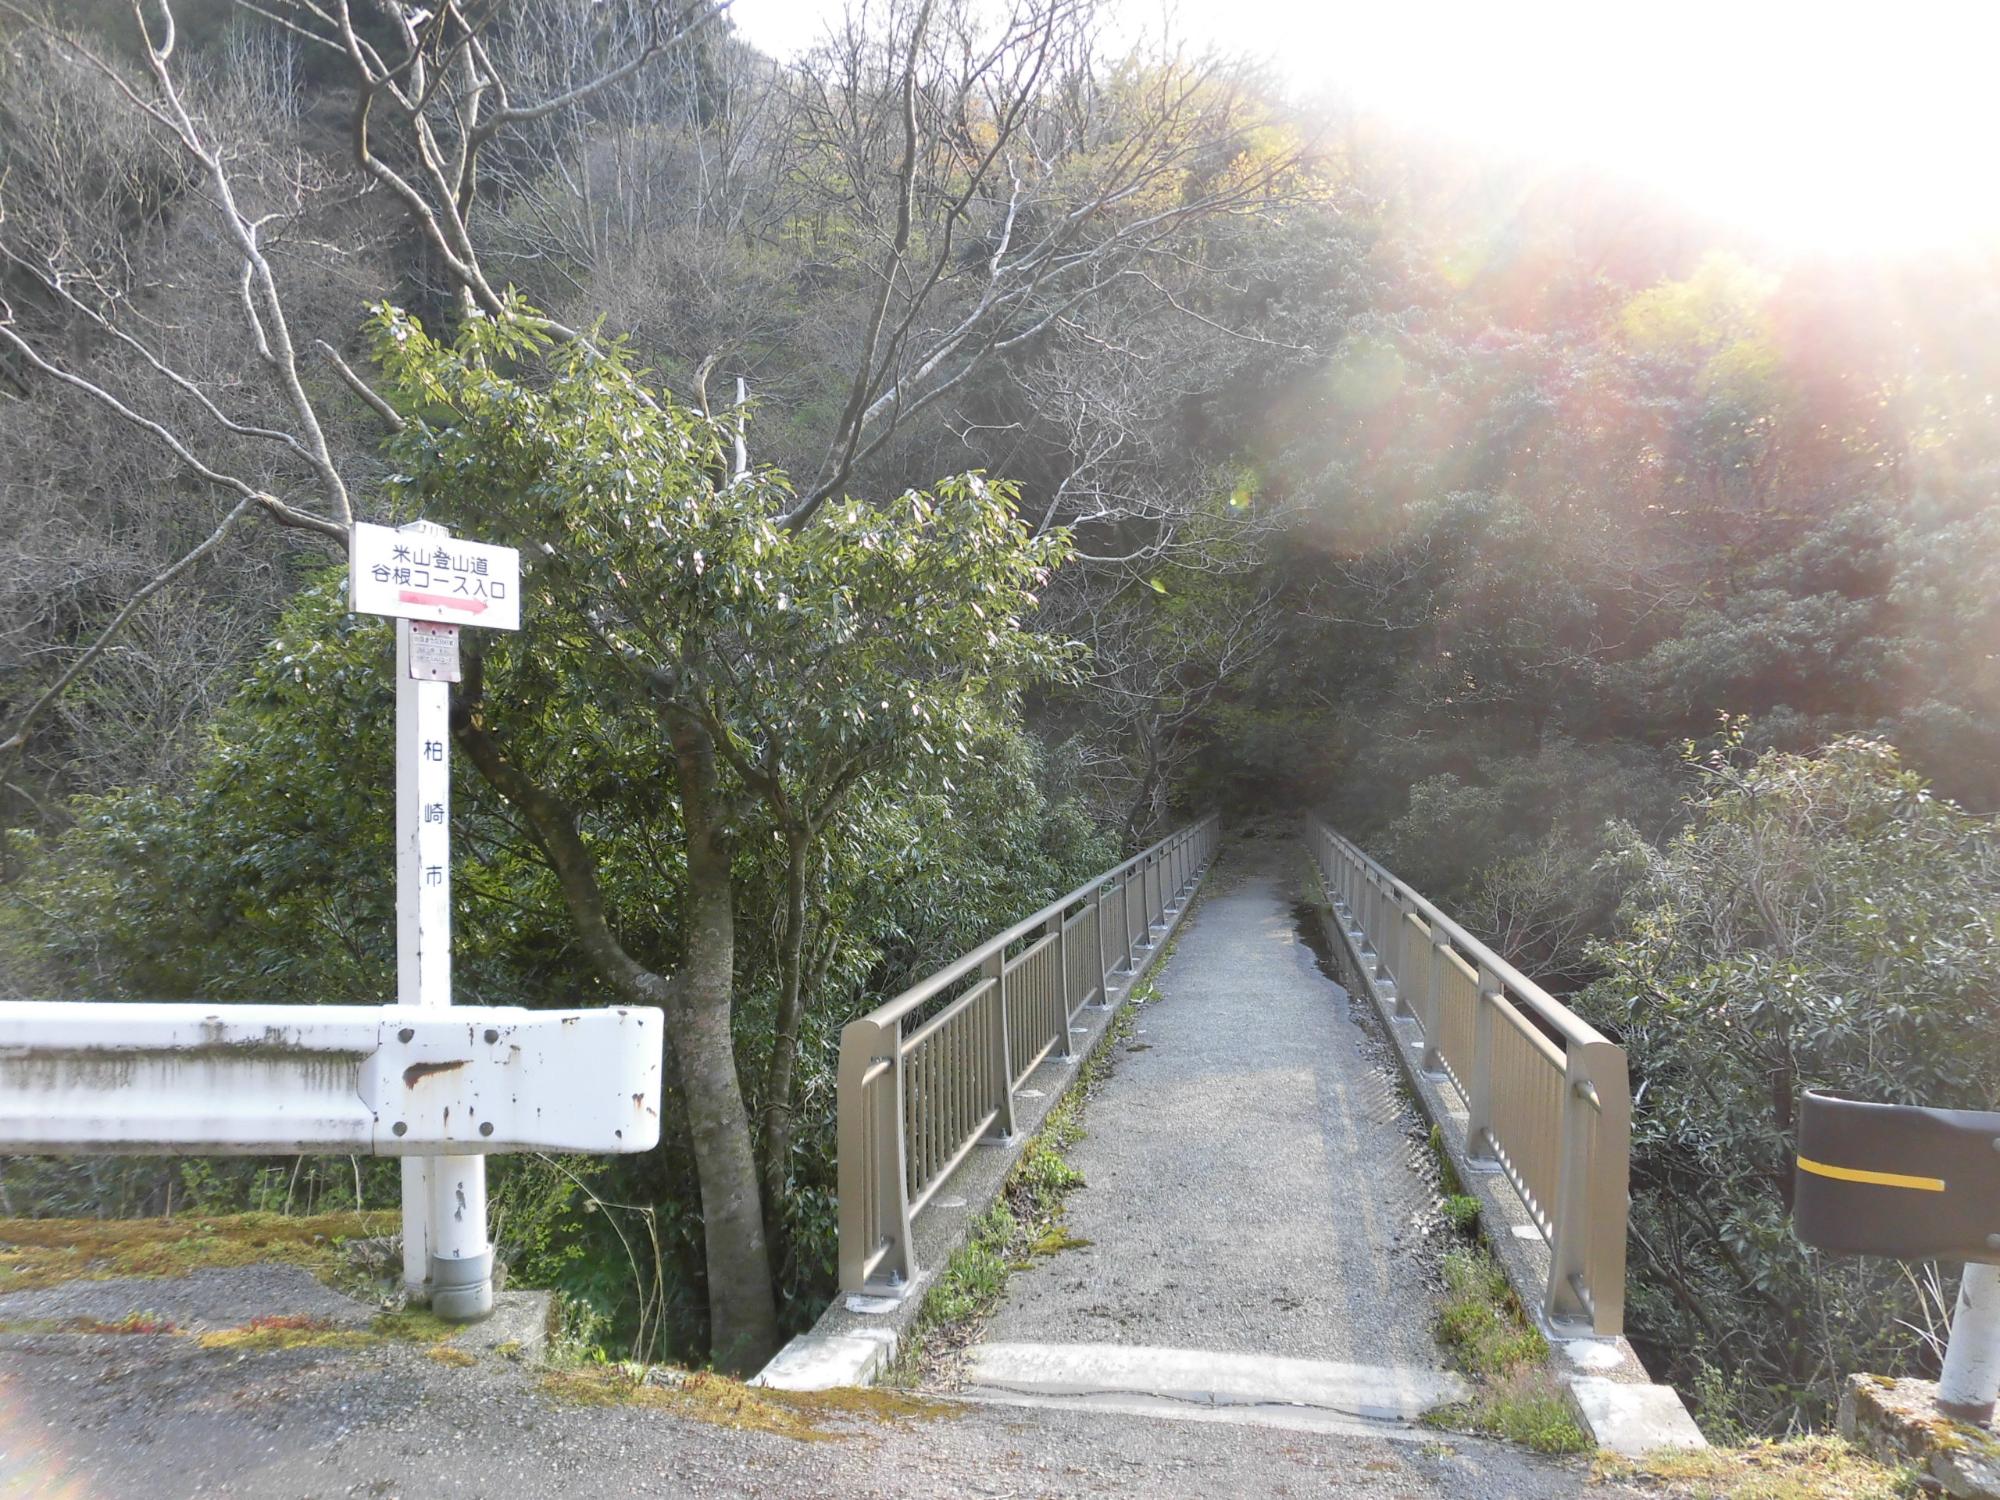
0,815 -> 1709,1494
770,815 -> 1702,1455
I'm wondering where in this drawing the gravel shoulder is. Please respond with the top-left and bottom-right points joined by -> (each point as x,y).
0,1319 -> 1639,1498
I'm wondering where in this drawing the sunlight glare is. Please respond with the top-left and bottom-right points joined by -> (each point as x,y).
730,0 -> 2000,255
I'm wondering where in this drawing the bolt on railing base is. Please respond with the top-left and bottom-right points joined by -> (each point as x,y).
850,1277 -> 912,1308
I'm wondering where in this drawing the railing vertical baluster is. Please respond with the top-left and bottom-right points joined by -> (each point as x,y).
1548,1040 -> 1630,1333
837,1016 -> 912,1295
1547,1066 -> 1593,1326
1096,883 -> 1110,998
1390,900 -> 1412,1017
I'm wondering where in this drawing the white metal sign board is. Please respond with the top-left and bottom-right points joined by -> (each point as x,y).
350,521 -> 521,631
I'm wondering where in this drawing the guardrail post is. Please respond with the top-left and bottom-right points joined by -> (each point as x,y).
1940,1266 -> 2000,1423
837,1016 -> 913,1295
1053,912 -> 1075,1060
1093,884 -> 1113,1006
1389,898 -> 1412,1017
1121,869 -> 1137,971
1548,1037 -> 1629,1335
1467,964 -> 1500,1167
1421,938 -> 1447,1076
981,948 -> 1017,1142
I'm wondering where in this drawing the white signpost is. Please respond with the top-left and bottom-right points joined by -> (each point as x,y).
351,519 -> 517,1319
0,518 -> 658,1326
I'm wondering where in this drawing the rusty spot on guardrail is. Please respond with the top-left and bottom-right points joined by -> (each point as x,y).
403,1060 -> 468,1088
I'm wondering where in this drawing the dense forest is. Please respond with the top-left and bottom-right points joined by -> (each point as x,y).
1,0 -> 1996,1432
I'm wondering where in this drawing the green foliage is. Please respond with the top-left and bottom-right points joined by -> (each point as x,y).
0,299 -> 1109,1362
1012,1143 -> 1085,1200
1583,738 -> 2000,1431
1429,1249 -> 1587,1454
924,1205 -> 1017,1327
1434,1250 -> 1549,1377
1439,1195 -> 1482,1237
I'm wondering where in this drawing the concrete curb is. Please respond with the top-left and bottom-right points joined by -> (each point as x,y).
1303,868 -> 1706,1457
755,848 -> 1221,1392
1840,1374 -> 2000,1498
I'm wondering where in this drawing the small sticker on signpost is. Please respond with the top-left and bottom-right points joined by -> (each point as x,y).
408,621 -> 461,682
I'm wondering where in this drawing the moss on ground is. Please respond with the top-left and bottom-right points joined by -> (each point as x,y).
194,1306 -> 461,1354
1593,1436 -> 1917,1499
539,1366 -> 957,1441
1425,1248 -> 1590,1454
0,1211 -> 398,1295
0,1312 -> 180,1336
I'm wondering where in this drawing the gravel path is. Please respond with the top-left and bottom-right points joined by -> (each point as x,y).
977,829 -> 1443,1367
0,1326 -> 1637,1498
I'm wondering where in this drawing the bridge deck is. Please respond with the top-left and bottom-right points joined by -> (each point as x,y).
980,831 -> 1441,1366
936,828 -> 1507,1445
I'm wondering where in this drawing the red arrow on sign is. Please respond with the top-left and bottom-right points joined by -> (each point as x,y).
398,590 -> 489,616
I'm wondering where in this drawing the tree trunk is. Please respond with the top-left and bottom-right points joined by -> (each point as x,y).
667,711 -> 782,1374
454,692 -> 779,1374
1122,733 -> 1163,854
759,831 -> 811,1213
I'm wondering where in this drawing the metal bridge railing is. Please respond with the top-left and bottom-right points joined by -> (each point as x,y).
1307,816 -> 1631,1337
837,814 -> 1221,1297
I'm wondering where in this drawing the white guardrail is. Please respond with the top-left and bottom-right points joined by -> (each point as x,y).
0,1002 -> 662,1155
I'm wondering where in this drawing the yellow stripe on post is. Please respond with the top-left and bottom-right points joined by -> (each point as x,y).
1797,1155 -> 1946,1193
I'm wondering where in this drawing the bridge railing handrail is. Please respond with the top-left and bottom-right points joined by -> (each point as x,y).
837,812 -> 1220,1297
1313,821 -> 1612,1051
853,821 -> 1210,1033
1307,815 -> 1630,1338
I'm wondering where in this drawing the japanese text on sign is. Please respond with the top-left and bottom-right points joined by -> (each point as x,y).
350,522 -> 522,631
